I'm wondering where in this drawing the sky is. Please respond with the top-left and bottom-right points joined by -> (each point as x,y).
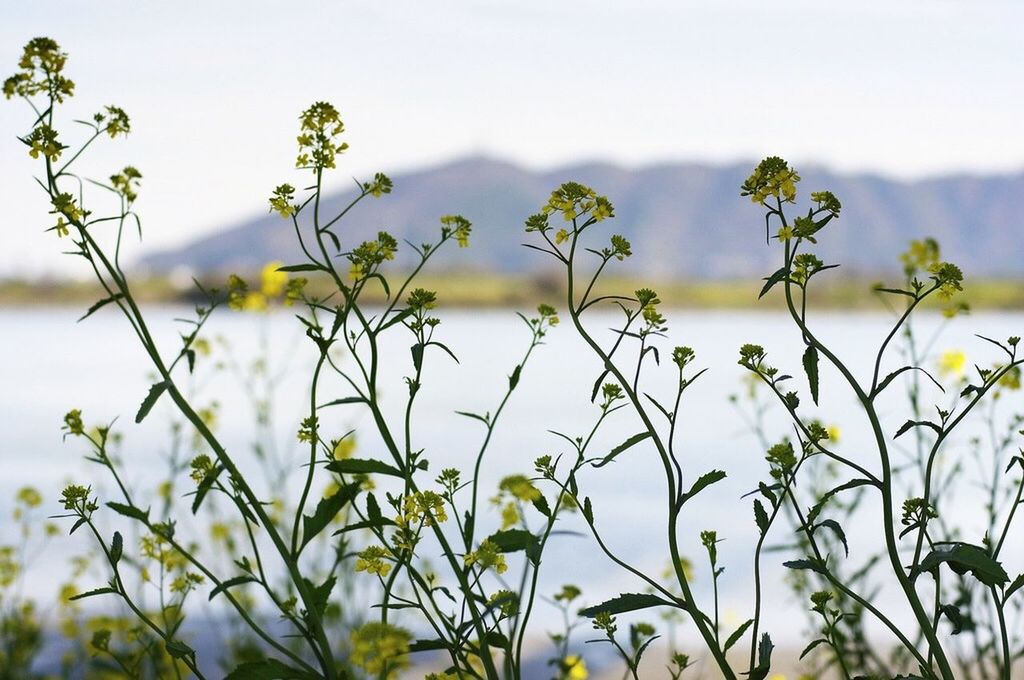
2,0 -> 1023,277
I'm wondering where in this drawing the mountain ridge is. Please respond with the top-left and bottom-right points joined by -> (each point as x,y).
139,156 -> 1024,279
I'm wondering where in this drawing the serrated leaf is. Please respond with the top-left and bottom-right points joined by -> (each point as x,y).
783,557 -> 827,574
754,499 -> 769,535
300,483 -> 359,553
915,543 -> 1008,586
578,593 -> 674,618
680,469 -> 726,504
802,345 -> 819,405
135,381 -> 169,423
325,458 -> 404,478
486,529 -> 541,565
593,432 -> 651,468
69,586 -> 117,601
813,519 -> 849,556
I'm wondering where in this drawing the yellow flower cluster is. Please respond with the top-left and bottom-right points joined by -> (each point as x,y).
355,545 -> 393,577
741,156 -> 800,205
296,101 -> 348,170
226,262 -> 306,311
397,491 -> 448,528
3,37 -> 75,103
465,539 -> 508,574
349,622 -> 411,677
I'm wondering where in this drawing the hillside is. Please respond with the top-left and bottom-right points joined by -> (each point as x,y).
139,157 -> 1024,279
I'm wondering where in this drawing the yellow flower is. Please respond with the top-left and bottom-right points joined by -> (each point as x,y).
350,622 -> 411,677
243,291 -> 268,311
555,228 -> 570,244
938,350 -> 966,377
16,487 -> 42,508
561,655 -> 588,680
260,261 -> 288,297
826,425 -> 841,443
333,436 -> 356,460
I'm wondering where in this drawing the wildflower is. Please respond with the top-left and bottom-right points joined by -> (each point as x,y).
440,215 -> 472,248
109,166 -> 142,203
354,545 -> 393,577
900,238 -> 940,278
63,409 -> 84,436
4,37 -> 75,103
766,440 -> 797,473
488,589 -> 519,617
260,261 -> 288,297
929,262 -> 964,300
296,101 -> 348,170
398,491 -> 448,527
98,105 -> 131,137
610,234 -> 631,260
363,172 -> 393,197
189,455 -> 214,484
810,191 -> 841,217
558,655 -> 589,680
938,350 -> 966,378
499,474 -> 541,502
826,424 -> 841,443
741,157 -> 800,205
16,487 -> 42,508
555,228 -> 570,244
268,184 -> 296,218
349,622 -> 411,677
332,436 -> 356,460
672,346 -> 695,370
226,274 -> 248,311
24,124 -> 65,161
555,584 -> 581,602
777,226 -> 794,242
169,572 -> 204,594
407,288 -> 437,311
297,416 -> 318,443
465,539 -> 507,574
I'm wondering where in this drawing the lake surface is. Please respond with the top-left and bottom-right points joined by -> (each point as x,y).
3,305 -> 1024,652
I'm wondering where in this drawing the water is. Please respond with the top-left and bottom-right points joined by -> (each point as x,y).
2,305 -> 1023,653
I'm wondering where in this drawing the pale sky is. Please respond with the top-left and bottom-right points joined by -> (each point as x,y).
2,0 -> 1023,277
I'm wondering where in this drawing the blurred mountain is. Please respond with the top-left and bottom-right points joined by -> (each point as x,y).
139,157 -> 1024,279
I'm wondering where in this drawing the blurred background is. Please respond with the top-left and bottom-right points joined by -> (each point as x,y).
3,1 -> 1024,676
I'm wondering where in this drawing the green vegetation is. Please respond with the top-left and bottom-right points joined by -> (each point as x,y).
5,36 -> 1024,680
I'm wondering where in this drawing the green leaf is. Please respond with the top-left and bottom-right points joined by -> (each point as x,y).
69,586 -> 117,601
753,499 -> 769,535
276,263 -> 321,272
225,659 -> 316,680
813,519 -> 849,556
806,478 -> 874,525
783,557 -> 827,575
723,618 -> 753,652
1004,573 -> 1024,603
938,604 -> 967,635
300,483 -> 359,553
486,529 -> 541,565
411,343 -> 424,372
532,495 -> 551,517
309,575 -> 335,617
409,638 -> 449,653
582,497 -> 594,524
109,532 -> 123,566
747,633 -> 774,680
759,267 -> 789,299
318,396 -> 366,409
799,638 -> 828,660
106,501 -> 150,524
326,458 -> 404,478
593,432 -> 652,468
135,381 -> 169,423
895,419 -> 942,439
209,575 -> 257,601
579,593 -> 674,618
915,543 -> 1009,586
165,639 -> 194,659
509,365 -> 522,391
78,293 -> 124,322
681,469 -> 726,504
802,345 -> 819,405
